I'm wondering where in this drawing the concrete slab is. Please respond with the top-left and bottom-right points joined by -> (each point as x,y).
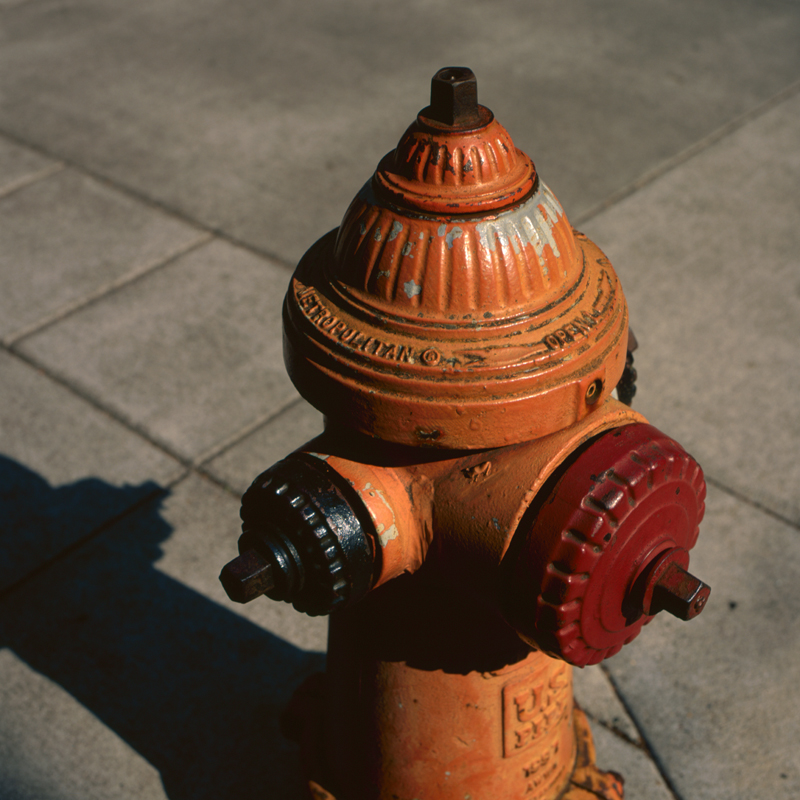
573,665 -> 641,746
204,397 -> 323,496
0,473 -> 325,800
0,167 -> 207,344
0,134 -> 61,198
0,349 -> 182,591
154,472 -> 329,654
582,90 -> 800,526
0,649 -> 167,800
1,2 -> 798,263
18,238 -> 298,462
604,484 -> 800,800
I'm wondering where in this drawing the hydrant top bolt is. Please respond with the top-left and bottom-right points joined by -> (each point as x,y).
425,66 -> 484,129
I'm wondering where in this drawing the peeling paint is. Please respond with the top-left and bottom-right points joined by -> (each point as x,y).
379,523 -> 399,546
475,183 -> 564,260
404,279 -> 422,298
446,227 -> 463,249
374,228 -> 382,242
402,242 -> 414,257
389,220 -> 403,241
437,223 -> 447,237
360,481 -> 400,548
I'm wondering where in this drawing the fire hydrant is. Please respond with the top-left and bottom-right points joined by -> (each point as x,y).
220,67 -> 710,800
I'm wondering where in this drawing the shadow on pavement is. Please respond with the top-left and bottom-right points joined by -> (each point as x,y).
0,455 -> 323,800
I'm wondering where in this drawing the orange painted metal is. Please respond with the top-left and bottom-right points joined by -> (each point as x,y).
221,67 -> 710,800
285,573 -> 623,800
303,397 -> 645,591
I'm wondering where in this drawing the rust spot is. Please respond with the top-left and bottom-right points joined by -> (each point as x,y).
416,428 -> 442,441
463,461 -> 492,482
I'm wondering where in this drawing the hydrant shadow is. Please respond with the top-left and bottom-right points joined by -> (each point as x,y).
0,455 -> 324,800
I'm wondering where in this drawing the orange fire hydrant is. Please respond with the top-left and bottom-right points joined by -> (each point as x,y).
220,67 -> 710,800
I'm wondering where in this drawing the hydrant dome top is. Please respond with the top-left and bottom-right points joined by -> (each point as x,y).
373,66 -> 537,215
330,66 -> 580,322
283,68 -> 630,448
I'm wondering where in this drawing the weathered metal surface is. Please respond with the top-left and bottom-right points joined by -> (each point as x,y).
293,579 -> 578,800
564,708 -> 625,799
298,397 -> 644,593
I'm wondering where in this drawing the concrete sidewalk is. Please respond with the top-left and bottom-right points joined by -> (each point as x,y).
1,2 -> 799,798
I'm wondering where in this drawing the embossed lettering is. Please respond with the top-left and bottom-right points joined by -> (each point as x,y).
503,665 -> 572,758
295,288 -> 419,364
543,310 -> 603,351
514,686 -> 543,723
515,725 -> 534,749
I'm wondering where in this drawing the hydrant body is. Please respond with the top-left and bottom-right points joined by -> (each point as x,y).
221,68 -> 709,800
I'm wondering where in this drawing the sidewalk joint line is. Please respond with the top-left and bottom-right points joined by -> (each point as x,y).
574,76 -> 800,226
2,232 -> 214,347
0,125 -> 296,272
192,395 -> 306,469
705,475 -> 799,532
0,482 -> 178,603
579,706 -> 643,750
0,161 -> 65,201
2,346 -> 245,501
599,664 -> 685,800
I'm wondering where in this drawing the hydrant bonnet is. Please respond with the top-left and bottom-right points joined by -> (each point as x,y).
283,67 -> 630,448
